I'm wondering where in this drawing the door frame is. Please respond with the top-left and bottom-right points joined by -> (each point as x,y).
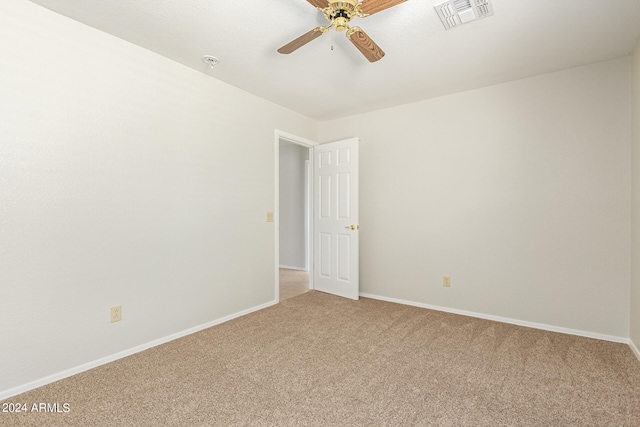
274,130 -> 318,302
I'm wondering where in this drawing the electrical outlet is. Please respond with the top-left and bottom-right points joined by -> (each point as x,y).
110,305 -> 122,323
443,276 -> 451,287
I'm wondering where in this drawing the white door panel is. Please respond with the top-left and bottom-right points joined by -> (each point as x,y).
313,138 -> 359,300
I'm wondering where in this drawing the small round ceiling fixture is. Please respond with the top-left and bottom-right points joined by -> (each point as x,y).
201,55 -> 220,68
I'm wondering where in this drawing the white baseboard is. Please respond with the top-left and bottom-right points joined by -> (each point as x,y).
359,293 -> 629,344
279,265 -> 308,271
630,339 -> 640,362
0,299 -> 278,401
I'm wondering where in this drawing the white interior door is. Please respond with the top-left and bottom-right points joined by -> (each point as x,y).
313,138 -> 359,300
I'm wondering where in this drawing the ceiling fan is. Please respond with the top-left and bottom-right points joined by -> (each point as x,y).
278,0 -> 408,63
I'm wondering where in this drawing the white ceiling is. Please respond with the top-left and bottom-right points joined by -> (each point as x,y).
27,0 -> 640,121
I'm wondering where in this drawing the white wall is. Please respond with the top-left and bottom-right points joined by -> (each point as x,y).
279,141 -> 309,270
319,58 -> 632,339
0,1 -> 317,397
631,38 -> 640,353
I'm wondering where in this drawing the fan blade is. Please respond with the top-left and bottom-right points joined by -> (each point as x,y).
278,27 -> 326,54
347,27 -> 385,62
360,0 -> 407,16
306,0 -> 328,9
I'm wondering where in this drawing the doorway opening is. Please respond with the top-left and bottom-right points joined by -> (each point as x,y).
275,131 -> 316,302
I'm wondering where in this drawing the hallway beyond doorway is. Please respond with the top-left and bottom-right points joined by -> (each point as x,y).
279,268 -> 309,301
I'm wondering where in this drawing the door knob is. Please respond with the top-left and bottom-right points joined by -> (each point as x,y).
344,225 -> 359,230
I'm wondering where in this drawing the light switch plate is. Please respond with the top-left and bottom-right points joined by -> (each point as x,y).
110,305 -> 122,322
443,276 -> 451,287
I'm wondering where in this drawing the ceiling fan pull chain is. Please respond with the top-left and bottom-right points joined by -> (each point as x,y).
330,29 -> 334,51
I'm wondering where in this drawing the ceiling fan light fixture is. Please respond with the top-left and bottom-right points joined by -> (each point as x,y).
334,17 -> 350,32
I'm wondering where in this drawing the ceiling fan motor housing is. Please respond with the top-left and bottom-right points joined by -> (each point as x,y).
326,0 -> 360,32
330,0 -> 359,12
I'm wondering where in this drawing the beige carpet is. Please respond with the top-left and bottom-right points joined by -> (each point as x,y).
2,291 -> 639,426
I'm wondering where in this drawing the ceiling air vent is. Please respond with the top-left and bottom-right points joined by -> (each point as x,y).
434,0 -> 494,30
